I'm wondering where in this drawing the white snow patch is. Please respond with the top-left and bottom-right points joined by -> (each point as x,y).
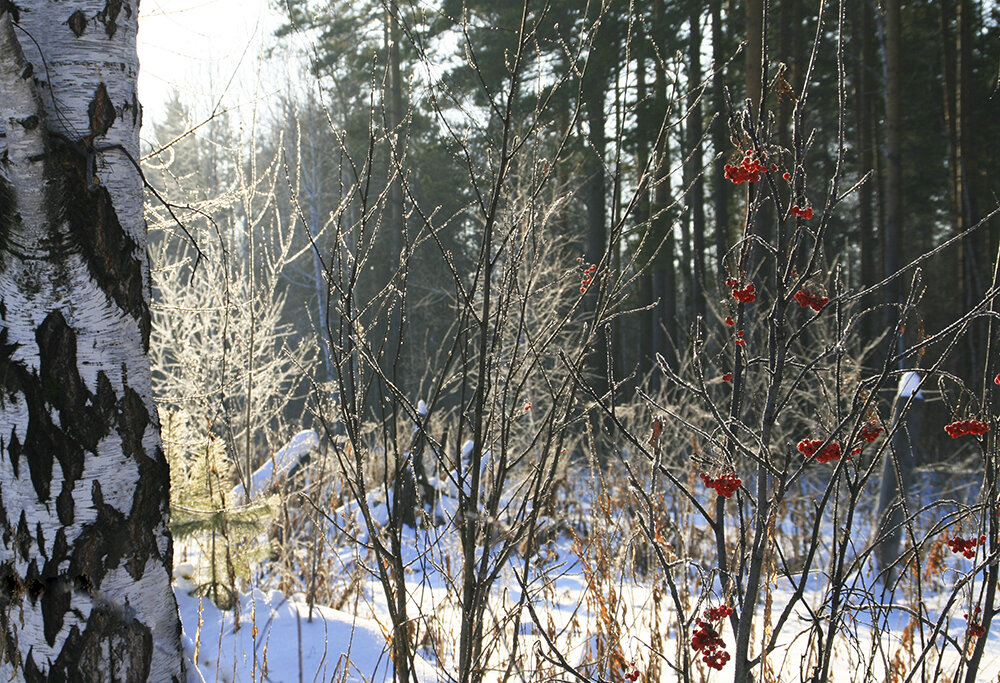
230,430 -> 318,502
177,584 -> 435,682
897,371 -> 924,399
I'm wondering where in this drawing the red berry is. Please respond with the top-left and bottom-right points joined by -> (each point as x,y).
798,438 -> 843,463
945,419 -> 989,438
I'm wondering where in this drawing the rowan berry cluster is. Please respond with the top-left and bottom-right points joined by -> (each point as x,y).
722,372 -> 733,382
701,472 -> 741,498
724,149 -> 768,184
944,419 -> 988,438
966,607 -> 986,639
849,422 -> 885,456
859,422 -> 884,443
691,604 -> 733,670
705,604 -> 734,621
579,263 -> 598,294
624,662 -> 641,682
725,278 -> 757,303
790,205 -> 814,219
946,535 -> 986,559
793,289 -> 828,312
798,438 -> 843,463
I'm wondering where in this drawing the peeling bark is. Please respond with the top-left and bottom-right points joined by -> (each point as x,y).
0,1 -> 183,680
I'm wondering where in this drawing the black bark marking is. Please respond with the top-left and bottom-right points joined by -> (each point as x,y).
22,649 -> 43,683
49,603 -> 153,682
24,561 -> 40,601
0,1 -> 22,24
0,170 -> 16,269
45,137 -> 151,347
117,389 -> 170,581
15,511 -> 29,560
119,386 -> 147,460
0,563 -> 25,672
67,9 -> 87,37
0,562 -> 21,599
16,114 -> 38,130
130,89 -> 139,126
34,311 -> 92,513
0,484 -> 7,542
40,574 -> 70,647
67,481 -> 125,590
88,82 -> 116,141
36,529 -> 78,649
56,485 -> 75,525
97,0 -> 123,39
34,521 -> 45,558
0,313 -> 102,505
8,427 -> 21,477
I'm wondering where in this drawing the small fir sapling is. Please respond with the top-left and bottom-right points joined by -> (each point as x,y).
164,409 -> 274,609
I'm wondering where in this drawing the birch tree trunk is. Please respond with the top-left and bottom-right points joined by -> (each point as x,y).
0,2 -> 183,680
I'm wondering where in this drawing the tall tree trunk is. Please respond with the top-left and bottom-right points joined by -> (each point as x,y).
635,44 -> 655,379
855,0 -> 877,343
582,38 -> 611,414
883,0 -> 903,365
745,0 -> 764,114
386,10 -> 416,680
651,17 -> 678,372
711,0 -> 730,277
0,3 -> 183,680
687,8 -> 707,326
955,0 -> 982,379
742,0 -> 771,303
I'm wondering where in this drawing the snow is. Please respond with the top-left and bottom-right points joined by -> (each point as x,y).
230,430 -> 318,502
175,457 -> 1000,683
897,371 -> 924,399
176,575 -> 437,683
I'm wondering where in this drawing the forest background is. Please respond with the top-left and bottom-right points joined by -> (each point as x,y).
138,1 -> 1000,681
145,0 -> 1000,466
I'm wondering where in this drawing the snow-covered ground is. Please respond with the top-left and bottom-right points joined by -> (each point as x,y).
172,432 -> 1000,682
177,578 -> 437,683
176,546 -> 1000,682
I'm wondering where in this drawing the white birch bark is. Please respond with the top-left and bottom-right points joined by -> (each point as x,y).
0,1 -> 183,680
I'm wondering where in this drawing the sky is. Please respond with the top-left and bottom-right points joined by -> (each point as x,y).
137,0 -> 287,130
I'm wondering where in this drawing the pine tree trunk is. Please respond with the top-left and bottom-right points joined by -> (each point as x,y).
955,0 -> 982,378
651,5 -> 677,373
0,3 -> 183,680
883,0 -> 903,364
745,0 -> 764,113
686,7 -> 706,326
710,0 -> 729,277
634,43 -> 654,379
856,0 -> 877,342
